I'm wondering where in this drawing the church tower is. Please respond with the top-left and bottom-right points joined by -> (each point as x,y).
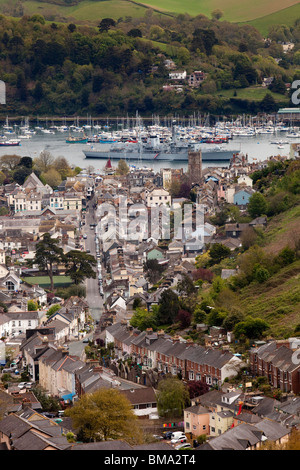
187,150 -> 202,184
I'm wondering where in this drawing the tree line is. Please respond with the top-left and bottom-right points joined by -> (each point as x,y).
0,12 -> 300,117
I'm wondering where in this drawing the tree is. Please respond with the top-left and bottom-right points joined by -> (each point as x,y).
177,274 -> 196,296
241,226 -> 258,250
274,246 -> 296,267
192,268 -> 214,282
116,159 -> 129,175
176,309 -> 192,329
46,304 -> 61,318
98,18 -> 116,33
253,264 -> 270,283
157,289 -> 180,325
33,82 -> 44,101
64,250 -> 97,285
130,307 -> 157,331
0,154 -> 21,171
33,150 -> 54,173
53,156 -> 73,180
234,316 -> 269,340
41,168 -> 62,188
260,92 -> 278,113
209,243 -> 231,265
157,377 -> 190,418
268,77 -> 286,95
65,388 -> 141,443
211,9 -> 224,20
143,259 -> 165,284
27,300 -> 38,311
248,192 -> 268,218
68,23 -> 76,33
18,156 -> 33,169
13,166 -> 32,185
187,380 -> 209,399
31,233 -> 64,292
127,28 -> 142,38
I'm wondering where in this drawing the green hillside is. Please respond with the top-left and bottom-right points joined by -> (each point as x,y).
238,259 -> 300,338
2,0 -> 300,34
246,3 -> 300,37
137,0 -> 300,23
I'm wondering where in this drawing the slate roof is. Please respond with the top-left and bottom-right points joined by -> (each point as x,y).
255,342 -> 300,372
69,440 -> 132,450
184,404 -> 210,415
196,422 -> 263,450
120,387 -> 157,405
254,419 -> 290,442
132,442 -> 174,450
0,414 -> 31,440
107,323 -> 238,370
252,397 -> 281,417
13,430 -> 71,450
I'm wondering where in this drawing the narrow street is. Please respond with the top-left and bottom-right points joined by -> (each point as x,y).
82,195 -> 104,323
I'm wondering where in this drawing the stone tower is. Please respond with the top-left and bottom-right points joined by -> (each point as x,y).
187,150 -> 202,184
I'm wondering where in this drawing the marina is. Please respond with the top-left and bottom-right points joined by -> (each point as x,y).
0,117 -> 297,171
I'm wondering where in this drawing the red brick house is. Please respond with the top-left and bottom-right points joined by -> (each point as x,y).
249,340 -> 300,394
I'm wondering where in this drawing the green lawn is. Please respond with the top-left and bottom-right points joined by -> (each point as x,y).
23,275 -> 73,288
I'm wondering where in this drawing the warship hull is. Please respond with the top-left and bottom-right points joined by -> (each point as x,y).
83,148 -> 238,162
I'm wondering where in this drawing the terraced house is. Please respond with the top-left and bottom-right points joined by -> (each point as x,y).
106,322 -> 243,387
249,339 -> 300,394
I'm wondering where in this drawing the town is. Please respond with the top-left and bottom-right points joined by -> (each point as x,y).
0,135 -> 299,452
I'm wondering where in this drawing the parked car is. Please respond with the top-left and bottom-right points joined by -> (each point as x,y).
175,442 -> 192,450
163,431 -> 173,440
153,434 -> 164,441
171,433 -> 187,445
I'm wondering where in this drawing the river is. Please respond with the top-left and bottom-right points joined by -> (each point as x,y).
0,128 -> 295,173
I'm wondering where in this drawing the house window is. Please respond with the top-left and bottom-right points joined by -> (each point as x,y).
185,422 -> 190,429
6,281 -> 15,291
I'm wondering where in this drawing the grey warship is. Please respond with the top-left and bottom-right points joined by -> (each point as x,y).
83,129 -> 239,163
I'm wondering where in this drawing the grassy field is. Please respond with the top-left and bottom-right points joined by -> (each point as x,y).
23,275 -> 73,288
2,0 -> 300,32
246,3 -> 300,36
213,86 -> 288,102
139,0 -> 300,23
